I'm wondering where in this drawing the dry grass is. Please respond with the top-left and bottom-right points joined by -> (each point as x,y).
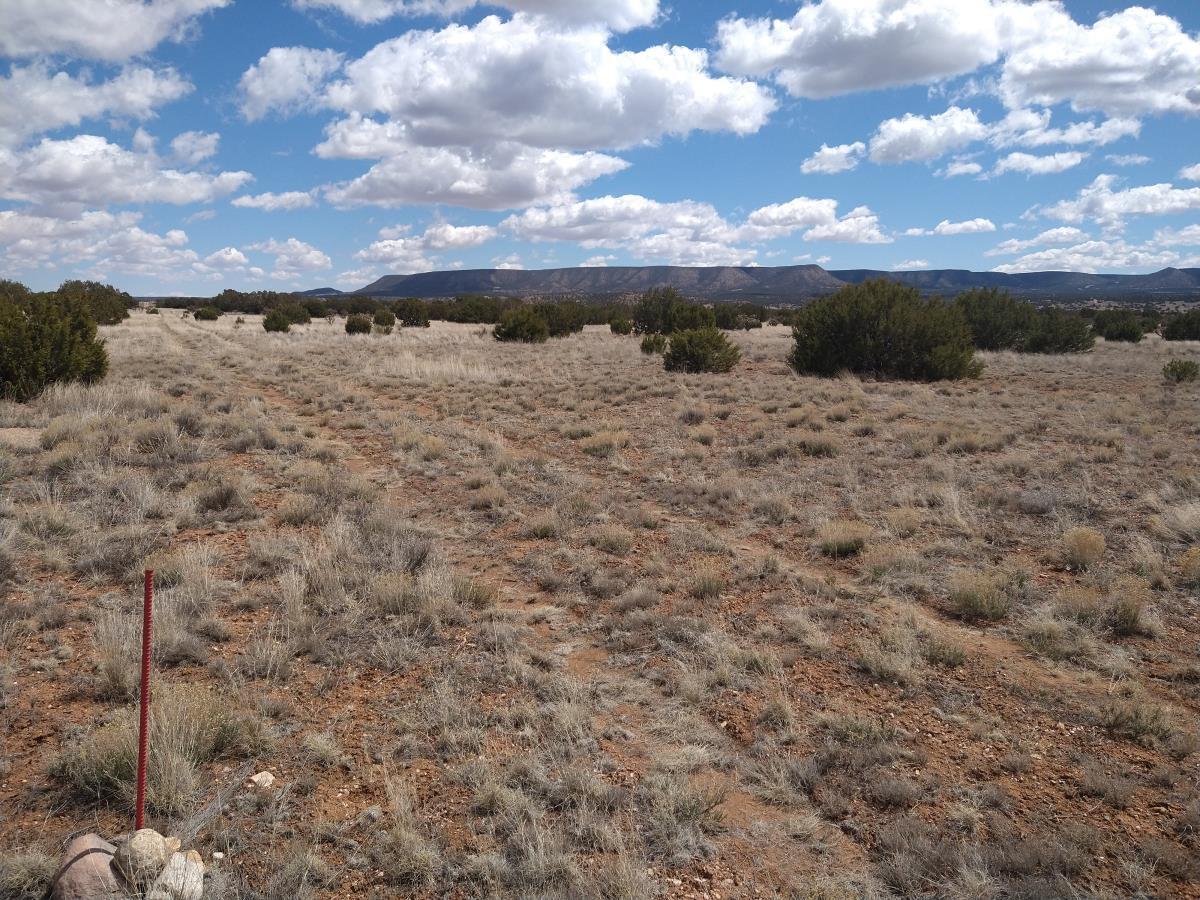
2,315 -> 1198,898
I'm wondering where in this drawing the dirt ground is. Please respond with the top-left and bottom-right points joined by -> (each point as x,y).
1,311 -> 1199,899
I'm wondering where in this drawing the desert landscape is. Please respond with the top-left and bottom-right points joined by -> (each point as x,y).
2,309 -> 1198,898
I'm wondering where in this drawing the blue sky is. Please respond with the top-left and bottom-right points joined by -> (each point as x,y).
2,0 -> 1199,295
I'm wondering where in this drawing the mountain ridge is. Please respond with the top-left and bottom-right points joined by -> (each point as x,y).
302,265 -> 1200,300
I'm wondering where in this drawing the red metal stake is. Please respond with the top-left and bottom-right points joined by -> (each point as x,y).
135,569 -> 153,831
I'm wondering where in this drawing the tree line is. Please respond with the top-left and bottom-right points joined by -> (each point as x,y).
3,275 -> 1200,400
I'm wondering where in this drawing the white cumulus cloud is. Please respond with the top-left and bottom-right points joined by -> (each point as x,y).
323,143 -> 627,211
715,1 -> 1200,119
249,237 -> 332,279
355,221 -> 496,271
1041,175 -> 1200,229
170,131 -> 219,165
0,134 -> 251,212
239,47 -> 345,121
232,191 -> 317,211
800,142 -> 866,174
0,0 -> 230,61
985,226 -> 1089,256
993,151 -> 1087,176
0,64 -> 191,148
869,107 -> 988,164
908,218 -> 997,236
293,0 -> 660,31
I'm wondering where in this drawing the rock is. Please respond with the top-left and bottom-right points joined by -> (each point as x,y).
249,771 -> 276,789
165,837 -> 182,853
113,829 -> 171,886
146,851 -> 205,900
53,834 -> 125,900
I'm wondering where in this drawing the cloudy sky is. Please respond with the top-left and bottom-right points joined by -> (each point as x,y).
2,0 -> 1199,295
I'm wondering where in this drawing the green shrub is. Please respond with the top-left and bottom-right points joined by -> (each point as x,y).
610,317 -> 633,335
0,282 -> 108,402
713,303 -> 766,330
1023,308 -> 1095,354
394,299 -> 431,328
146,307 -> 159,315
1092,309 -> 1144,343
346,314 -> 373,335
955,288 -> 1038,351
193,306 -> 221,321
955,289 -> 1094,354
633,287 -> 715,334
56,279 -> 131,325
493,307 -> 549,343
663,328 -> 741,373
540,302 -> 585,337
789,279 -> 982,381
374,308 -> 396,334
1164,359 -> 1199,384
640,333 -> 667,355
1163,309 -> 1200,341
263,308 -> 291,333
273,301 -> 311,326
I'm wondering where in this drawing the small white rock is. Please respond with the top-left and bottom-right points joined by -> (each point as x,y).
249,771 -> 276,789
146,851 -> 205,900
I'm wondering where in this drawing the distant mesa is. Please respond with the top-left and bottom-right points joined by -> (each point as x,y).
301,265 -> 1200,300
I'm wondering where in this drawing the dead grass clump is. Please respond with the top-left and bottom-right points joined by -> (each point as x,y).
277,493 -> 326,526
372,570 -> 454,627
372,777 -> 440,887
688,569 -> 724,600
868,775 -> 923,809
1179,547 -> 1200,586
590,525 -> 633,555
614,584 -> 659,614
1021,609 -> 1096,663
853,627 -> 920,685
1154,502 -> 1200,543
0,850 -> 57,900
521,512 -> 563,539
753,494 -> 793,525
640,773 -> 725,865
1055,579 -> 1157,638
793,432 -> 840,458
1062,526 -> 1106,570
0,526 -> 16,586
921,632 -> 966,667
193,475 -> 256,521
54,683 -> 265,816
73,525 -> 161,582
469,485 -> 507,511
817,521 -> 870,558
948,571 -> 1013,622
580,430 -> 630,457
1078,763 -> 1135,809
302,732 -> 350,770
1098,695 -> 1176,746
886,506 -> 922,537
238,619 -> 294,681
